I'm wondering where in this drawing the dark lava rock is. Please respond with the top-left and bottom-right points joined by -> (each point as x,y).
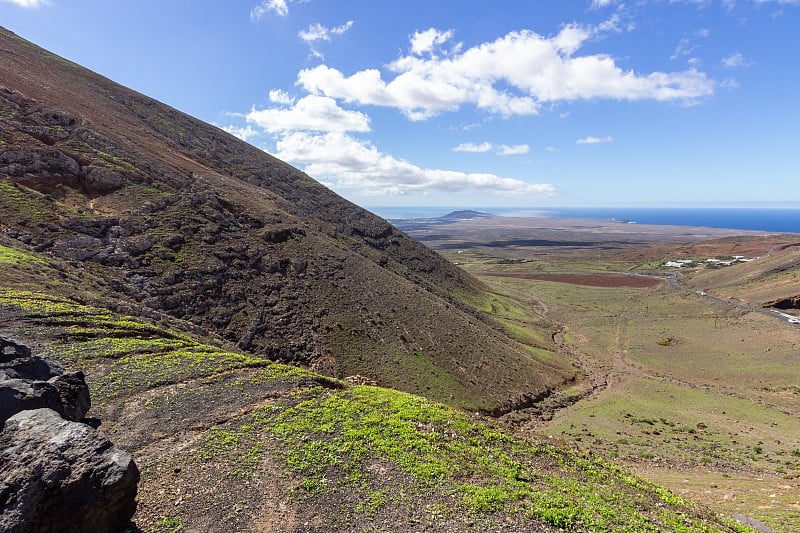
49,371 -> 92,422
0,408 -> 139,533
0,337 -> 30,363
0,354 -> 65,381
0,354 -> 90,424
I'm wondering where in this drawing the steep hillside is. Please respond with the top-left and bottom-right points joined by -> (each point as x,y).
0,27 -> 576,413
0,286 -> 750,532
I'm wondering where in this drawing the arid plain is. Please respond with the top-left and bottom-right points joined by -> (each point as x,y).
400,214 -> 800,532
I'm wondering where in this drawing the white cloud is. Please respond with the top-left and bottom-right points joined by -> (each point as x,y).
577,135 -> 613,144
591,0 -> 617,7
274,132 -> 556,197
722,52 -> 752,68
297,25 -> 714,120
299,21 -> 354,43
671,38 -> 695,60
410,28 -> 454,55
269,89 -> 295,104
597,14 -> 623,32
221,125 -> 259,142
454,142 -> 493,153
308,48 -> 325,61
545,146 -> 559,152
251,0 -> 287,18
453,142 -> 530,155
1,0 -> 49,7
299,23 -> 329,42
498,144 -> 530,156
246,95 -> 370,133
250,0 -> 308,19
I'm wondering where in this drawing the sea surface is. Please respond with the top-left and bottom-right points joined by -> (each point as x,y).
368,206 -> 800,234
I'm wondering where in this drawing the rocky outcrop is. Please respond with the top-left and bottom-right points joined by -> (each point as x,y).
0,337 -> 138,532
0,349 -> 90,425
0,408 -> 139,533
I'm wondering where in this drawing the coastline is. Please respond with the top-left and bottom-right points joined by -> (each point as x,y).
368,206 -> 800,234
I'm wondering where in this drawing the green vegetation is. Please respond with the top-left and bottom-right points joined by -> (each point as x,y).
0,180 -> 57,227
152,516 -> 183,533
0,244 -> 48,266
2,286 -> 743,530
200,384 -> 747,531
93,348 -> 270,400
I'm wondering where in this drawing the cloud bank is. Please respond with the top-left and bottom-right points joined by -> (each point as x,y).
240,19 -> 727,199
296,25 -> 714,120
247,95 -> 371,133
275,132 -> 555,197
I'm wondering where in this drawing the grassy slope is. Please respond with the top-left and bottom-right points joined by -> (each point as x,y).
0,281 -> 751,532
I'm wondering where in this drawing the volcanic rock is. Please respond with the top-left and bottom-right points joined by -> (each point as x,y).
0,337 -> 30,363
0,408 -> 139,533
0,351 -> 90,424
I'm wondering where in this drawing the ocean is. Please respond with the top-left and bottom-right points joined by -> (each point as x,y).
367,206 -> 800,234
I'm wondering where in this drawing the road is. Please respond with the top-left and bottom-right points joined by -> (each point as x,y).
651,241 -> 800,325
660,272 -> 800,325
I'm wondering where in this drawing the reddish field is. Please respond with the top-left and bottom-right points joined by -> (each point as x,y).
477,272 -> 663,288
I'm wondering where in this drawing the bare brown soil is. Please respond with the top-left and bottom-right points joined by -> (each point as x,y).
477,271 -> 663,288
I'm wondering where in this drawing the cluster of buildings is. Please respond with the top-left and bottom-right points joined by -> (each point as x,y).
662,256 -> 752,268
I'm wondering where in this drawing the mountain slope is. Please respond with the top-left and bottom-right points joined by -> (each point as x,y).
0,286 -> 748,532
0,27 -> 576,413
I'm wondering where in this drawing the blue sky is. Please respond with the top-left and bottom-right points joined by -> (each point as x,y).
1,0 -> 798,209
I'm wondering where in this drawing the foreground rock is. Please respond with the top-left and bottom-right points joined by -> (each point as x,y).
0,349 -> 90,424
0,408 -> 139,533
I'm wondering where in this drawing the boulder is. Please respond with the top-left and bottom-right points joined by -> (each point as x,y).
0,408 -> 139,533
0,337 -> 30,363
0,355 -> 90,424
0,354 -> 64,380
49,371 -> 92,422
